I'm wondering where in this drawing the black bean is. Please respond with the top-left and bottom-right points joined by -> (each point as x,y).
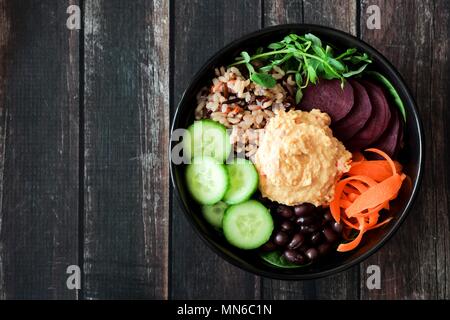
301,222 -> 322,234
276,205 -> 293,219
318,243 -> 331,256
283,249 -> 298,263
296,215 -> 316,226
323,210 -> 334,222
294,203 -> 315,217
294,253 -> 306,265
283,250 -> 306,265
332,221 -> 343,234
296,243 -> 307,252
310,232 -> 322,245
274,231 -> 289,246
323,227 -> 339,243
305,248 -> 319,261
288,233 -> 305,250
260,241 -> 277,252
280,220 -> 294,233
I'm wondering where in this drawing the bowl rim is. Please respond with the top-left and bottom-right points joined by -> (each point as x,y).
169,23 -> 424,280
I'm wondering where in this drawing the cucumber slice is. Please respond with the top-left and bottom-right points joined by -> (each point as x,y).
185,157 -> 229,205
223,159 -> 259,205
202,201 -> 228,229
223,200 -> 274,250
185,120 -> 232,162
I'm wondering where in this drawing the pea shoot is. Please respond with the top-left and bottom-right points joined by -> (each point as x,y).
230,33 -> 372,103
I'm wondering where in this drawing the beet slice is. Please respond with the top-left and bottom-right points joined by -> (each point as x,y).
332,80 -> 372,141
370,107 -> 401,157
346,80 -> 391,151
299,79 -> 354,122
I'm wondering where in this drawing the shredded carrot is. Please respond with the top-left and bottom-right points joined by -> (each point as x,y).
349,162 -> 395,182
365,148 -> 397,174
346,174 -> 403,216
337,229 -> 364,252
330,148 -> 406,253
347,192 -> 359,202
352,151 -> 366,162
343,185 -> 359,194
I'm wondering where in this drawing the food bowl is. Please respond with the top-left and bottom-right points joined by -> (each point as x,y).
170,24 -> 423,280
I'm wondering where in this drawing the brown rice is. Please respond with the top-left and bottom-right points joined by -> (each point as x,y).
195,66 -> 296,157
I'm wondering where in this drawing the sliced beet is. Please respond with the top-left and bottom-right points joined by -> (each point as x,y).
346,80 -> 391,151
299,79 -> 354,122
370,107 -> 401,157
332,80 -> 372,141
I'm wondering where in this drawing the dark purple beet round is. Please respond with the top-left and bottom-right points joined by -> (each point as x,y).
299,79 -> 354,122
346,80 -> 391,151
332,80 -> 372,141
370,107 -> 401,157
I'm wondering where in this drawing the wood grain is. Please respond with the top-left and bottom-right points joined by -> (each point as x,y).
0,0 -> 79,299
262,0 -> 360,300
359,0 -> 449,299
303,0 -> 357,35
170,0 -> 262,299
83,0 -> 169,299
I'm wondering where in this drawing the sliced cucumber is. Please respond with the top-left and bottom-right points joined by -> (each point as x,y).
223,159 -> 259,205
184,119 -> 232,162
202,201 -> 228,229
185,157 -> 229,205
223,200 -> 274,250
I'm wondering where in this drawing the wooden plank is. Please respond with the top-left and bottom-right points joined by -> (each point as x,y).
303,0 -> 357,35
262,0 -> 360,300
432,0 -> 450,300
83,0 -> 169,299
171,0 -> 262,299
0,0 -> 79,299
359,0 -> 446,299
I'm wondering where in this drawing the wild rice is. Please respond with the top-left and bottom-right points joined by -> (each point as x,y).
196,66 -> 295,157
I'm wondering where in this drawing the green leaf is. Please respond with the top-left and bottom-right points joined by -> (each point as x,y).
295,72 -> 303,88
367,71 -> 407,121
312,45 -> 326,58
325,45 -> 333,55
309,59 -> 322,72
245,62 -> 255,74
251,73 -> 276,88
259,65 -> 274,72
260,251 -> 310,268
283,35 -> 293,44
328,58 -> 345,72
342,63 -> 369,77
241,51 -> 251,63
307,64 -> 317,84
268,42 -> 284,50
304,33 -> 322,47
295,88 -> 303,104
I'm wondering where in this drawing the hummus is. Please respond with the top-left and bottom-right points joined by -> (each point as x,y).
254,109 -> 351,206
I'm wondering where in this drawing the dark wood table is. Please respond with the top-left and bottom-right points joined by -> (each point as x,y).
0,0 -> 448,300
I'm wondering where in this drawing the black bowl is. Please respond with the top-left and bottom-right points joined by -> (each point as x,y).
170,24 -> 424,280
